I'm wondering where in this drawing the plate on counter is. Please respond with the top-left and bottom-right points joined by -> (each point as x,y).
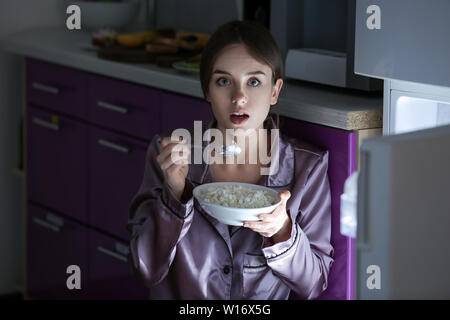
172,60 -> 200,74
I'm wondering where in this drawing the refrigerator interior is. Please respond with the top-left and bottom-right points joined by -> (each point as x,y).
384,80 -> 450,135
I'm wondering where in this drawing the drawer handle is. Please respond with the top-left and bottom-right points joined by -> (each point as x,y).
46,213 -> 64,228
97,246 -> 127,263
32,82 -> 60,95
97,101 -> 129,114
32,217 -> 60,233
115,242 -> 130,256
98,139 -> 130,153
32,117 -> 60,131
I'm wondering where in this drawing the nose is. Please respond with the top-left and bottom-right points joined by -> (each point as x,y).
231,86 -> 248,105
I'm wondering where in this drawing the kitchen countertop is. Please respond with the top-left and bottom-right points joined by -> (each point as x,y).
1,27 -> 383,131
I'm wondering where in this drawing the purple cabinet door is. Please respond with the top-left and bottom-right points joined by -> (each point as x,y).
27,105 -> 88,222
27,203 -> 88,300
280,116 -> 357,300
26,58 -> 87,120
160,91 -> 213,133
89,126 -> 148,240
88,74 -> 161,140
87,230 -> 149,299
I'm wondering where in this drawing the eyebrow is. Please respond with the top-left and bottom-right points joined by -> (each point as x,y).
212,70 -> 266,76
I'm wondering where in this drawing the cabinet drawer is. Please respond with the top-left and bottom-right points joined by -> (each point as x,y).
87,230 -> 149,299
160,91 -> 213,133
27,203 -> 88,300
88,75 -> 161,140
27,106 -> 88,222
280,116 -> 357,300
26,58 -> 87,119
88,126 -> 148,240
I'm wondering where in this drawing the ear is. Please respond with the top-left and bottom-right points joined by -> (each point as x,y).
205,92 -> 211,103
270,78 -> 283,105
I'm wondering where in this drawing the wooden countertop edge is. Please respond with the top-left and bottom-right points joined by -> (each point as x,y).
347,109 -> 383,130
1,29 -> 384,131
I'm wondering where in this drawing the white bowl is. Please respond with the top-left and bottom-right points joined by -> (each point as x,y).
65,0 -> 140,31
193,182 -> 281,226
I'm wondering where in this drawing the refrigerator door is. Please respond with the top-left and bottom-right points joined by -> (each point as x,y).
357,124 -> 450,299
355,0 -> 450,88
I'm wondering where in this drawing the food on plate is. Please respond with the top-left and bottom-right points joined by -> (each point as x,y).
146,43 -> 179,53
200,185 -> 276,208
178,31 -> 211,49
152,37 -> 183,47
145,37 -> 184,53
91,29 -> 117,47
116,30 -> 158,47
178,60 -> 201,70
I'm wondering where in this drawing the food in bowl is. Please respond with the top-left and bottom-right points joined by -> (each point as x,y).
193,182 -> 282,226
201,184 -> 275,208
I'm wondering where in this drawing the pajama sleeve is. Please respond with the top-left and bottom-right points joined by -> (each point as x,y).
126,134 -> 195,288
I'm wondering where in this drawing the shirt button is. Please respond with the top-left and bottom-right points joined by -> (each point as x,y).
223,266 -> 231,275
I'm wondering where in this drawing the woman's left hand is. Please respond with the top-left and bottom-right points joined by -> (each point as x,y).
243,190 -> 292,241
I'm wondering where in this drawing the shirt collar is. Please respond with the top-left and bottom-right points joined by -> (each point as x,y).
189,115 -> 294,188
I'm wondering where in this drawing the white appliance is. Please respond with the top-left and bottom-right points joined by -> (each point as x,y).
342,0 -> 450,299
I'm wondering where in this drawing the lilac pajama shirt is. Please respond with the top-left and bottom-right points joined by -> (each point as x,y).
127,117 -> 334,299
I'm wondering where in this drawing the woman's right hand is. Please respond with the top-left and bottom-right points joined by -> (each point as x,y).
156,136 -> 191,200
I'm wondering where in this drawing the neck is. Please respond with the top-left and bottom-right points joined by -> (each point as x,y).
215,122 -> 268,165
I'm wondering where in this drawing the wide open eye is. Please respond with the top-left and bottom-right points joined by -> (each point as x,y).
216,77 -> 230,86
248,78 -> 261,87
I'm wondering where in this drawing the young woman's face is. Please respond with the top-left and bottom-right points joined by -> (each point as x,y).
206,44 -> 283,133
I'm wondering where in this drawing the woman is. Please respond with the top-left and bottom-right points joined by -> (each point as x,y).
127,20 -> 334,300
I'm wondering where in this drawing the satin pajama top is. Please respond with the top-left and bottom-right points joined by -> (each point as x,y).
127,117 -> 334,300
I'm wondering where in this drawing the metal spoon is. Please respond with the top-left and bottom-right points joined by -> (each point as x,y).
215,140 -> 242,157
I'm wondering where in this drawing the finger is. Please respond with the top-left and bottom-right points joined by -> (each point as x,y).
156,148 -> 190,166
257,213 -> 276,223
278,190 -> 291,204
166,160 -> 188,175
161,141 -> 187,159
160,155 -> 189,171
172,152 -> 191,166
161,135 -> 186,148
248,223 -> 276,236
161,136 -> 173,148
244,220 -> 271,230
171,143 -> 190,158
159,142 -> 190,163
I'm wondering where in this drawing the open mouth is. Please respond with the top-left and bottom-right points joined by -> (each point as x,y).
230,111 -> 250,124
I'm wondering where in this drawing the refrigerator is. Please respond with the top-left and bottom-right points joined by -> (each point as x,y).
347,0 -> 450,299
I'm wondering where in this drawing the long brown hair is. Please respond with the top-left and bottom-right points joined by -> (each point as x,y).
200,20 -> 283,128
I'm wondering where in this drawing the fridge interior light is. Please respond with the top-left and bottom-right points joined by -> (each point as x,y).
393,94 -> 450,134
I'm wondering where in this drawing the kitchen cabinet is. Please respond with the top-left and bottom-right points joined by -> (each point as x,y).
27,203 -> 88,300
87,229 -> 149,300
88,126 -> 148,240
27,58 -> 87,120
160,90 -> 213,133
25,59 -> 162,300
27,105 -> 89,223
87,74 -> 161,140
281,117 -> 357,300
25,58 -> 217,300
